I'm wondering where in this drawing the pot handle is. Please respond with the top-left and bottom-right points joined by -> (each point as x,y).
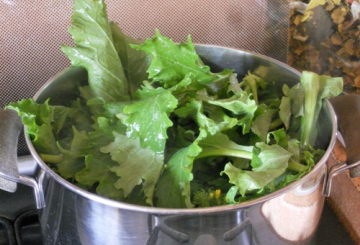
0,108 -> 45,209
323,94 -> 360,196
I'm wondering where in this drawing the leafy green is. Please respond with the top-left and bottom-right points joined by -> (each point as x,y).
61,0 -> 129,102
221,141 -> 293,197
299,71 -> 343,148
101,132 -> 164,206
45,127 -> 88,179
174,99 -> 237,136
197,132 -> 253,160
222,162 -> 284,197
6,99 -> 59,155
239,72 -> 268,104
130,29 -> 233,88
251,106 -> 277,142
207,91 -> 258,134
75,116 -> 124,187
155,130 -> 205,208
122,87 -> 178,152
251,142 -> 292,172
110,22 -> 150,98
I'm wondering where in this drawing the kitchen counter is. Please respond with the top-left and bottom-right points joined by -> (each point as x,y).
317,201 -> 355,245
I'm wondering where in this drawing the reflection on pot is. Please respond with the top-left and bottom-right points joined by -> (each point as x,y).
260,165 -> 326,243
75,198 -> 149,245
147,211 -> 253,245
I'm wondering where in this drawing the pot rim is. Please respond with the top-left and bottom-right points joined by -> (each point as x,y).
26,44 -> 338,214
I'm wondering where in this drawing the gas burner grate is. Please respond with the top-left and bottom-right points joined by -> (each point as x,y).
0,217 -> 16,245
14,211 -> 42,245
0,211 -> 42,245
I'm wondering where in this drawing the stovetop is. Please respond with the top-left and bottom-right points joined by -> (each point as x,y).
0,183 -> 355,245
0,185 -> 41,245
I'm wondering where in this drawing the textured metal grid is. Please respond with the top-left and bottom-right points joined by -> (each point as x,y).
0,0 -> 290,155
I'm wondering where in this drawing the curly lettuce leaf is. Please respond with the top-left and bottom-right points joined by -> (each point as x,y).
101,132 -> 164,206
155,130 -> 206,208
110,22 -> 150,98
175,99 -> 237,136
239,72 -> 268,104
6,99 -> 59,155
222,141 -> 292,197
222,162 -> 285,197
251,143 -> 292,172
122,87 -> 178,152
279,84 -> 304,130
207,92 -> 257,134
279,96 -> 291,129
130,29 -> 233,88
61,0 -> 129,102
251,106 -> 277,142
95,170 -> 125,200
43,113 -> 123,180
266,128 -> 289,150
41,127 -> 88,179
75,116 -> 124,186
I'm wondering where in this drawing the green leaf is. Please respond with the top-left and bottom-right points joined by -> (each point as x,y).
110,22 -> 150,98
50,106 -> 73,134
47,127 -> 88,179
197,132 -> 253,160
76,153 -> 115,186
251,106 -> 277,142
239,72 -> 268,104
175,99 -> 237,135
6,99 -> 59,155
279,96 -> 291,129
96,171 -> 125,200
203,102 -> 238,132
96,170 -> 149,206
225,186 -> 240,204
318,74 -> 344,99
67,99 -> 94,133
131,29 -> 232,87
251,142 -> 292,172
222,162 -> 285,196
101,132 -> 164,206
287,139 -> 301,162
155,130 -> 206,208
207,92 -> 257,134
282,84 -> 304,117
78,86 -> 106,116
266,128 -> 289,150
227,73 -> 243,96
75,116 -> 123,187
61,0 -> 129,102
123,87 -> 178,152
300,71 -> 343,147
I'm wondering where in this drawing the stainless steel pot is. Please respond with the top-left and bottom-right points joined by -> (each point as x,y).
1,45 -> 360,245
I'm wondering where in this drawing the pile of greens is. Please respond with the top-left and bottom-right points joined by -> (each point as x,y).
6,0 -> 343,208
